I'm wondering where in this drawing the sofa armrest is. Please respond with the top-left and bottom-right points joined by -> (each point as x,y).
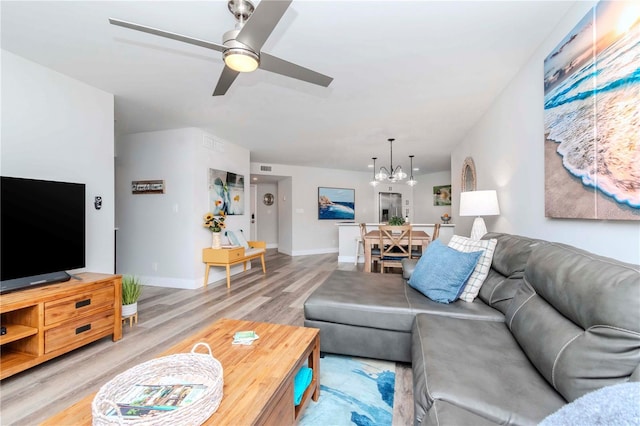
248,240 -> 267,249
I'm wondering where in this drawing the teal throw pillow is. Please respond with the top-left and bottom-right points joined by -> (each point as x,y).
408,240 -> 483,304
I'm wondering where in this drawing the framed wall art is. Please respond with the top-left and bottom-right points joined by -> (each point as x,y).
433,185 -> 452,206
318,187 -> 355,220
132,180 -> 164,195
544,1 -> 639,220
209,168 -> 245,215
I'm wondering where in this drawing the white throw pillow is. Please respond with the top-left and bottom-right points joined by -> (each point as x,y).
448,235 -> 497,302
235,230 -> 250,249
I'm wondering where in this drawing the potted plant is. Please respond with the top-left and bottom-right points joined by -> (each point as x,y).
122,275 -> 143,318
203,211 -> 226,248
388,216 -> 405,226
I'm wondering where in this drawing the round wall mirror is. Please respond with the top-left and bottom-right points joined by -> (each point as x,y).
461,157 -> 477,192
263,193 -> 274,206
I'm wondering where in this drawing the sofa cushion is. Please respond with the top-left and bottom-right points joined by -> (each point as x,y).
506,242 -> 640,402
304,270 -> 505,335
408,240 -> 482,303
481,233 -> 541,278
411,313 -> 566,425
476,233 -> 541,313
448,235 -> 498,302
418,400 -> 500,426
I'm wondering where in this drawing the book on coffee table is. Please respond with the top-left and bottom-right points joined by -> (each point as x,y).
233,330 -> 259,345
107,383 -> 208,418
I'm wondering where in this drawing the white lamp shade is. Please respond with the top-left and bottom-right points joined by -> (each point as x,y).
459,190 -> 500,217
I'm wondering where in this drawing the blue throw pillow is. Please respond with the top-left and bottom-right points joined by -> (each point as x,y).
408,240 -> 483,303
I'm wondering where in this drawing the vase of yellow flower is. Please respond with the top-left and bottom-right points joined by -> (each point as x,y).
203,211 -> 226,248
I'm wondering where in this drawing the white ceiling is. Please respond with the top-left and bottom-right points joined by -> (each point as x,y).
1,1 -> 575,175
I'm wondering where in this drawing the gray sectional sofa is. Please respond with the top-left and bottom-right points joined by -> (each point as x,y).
303,233 -> 640,425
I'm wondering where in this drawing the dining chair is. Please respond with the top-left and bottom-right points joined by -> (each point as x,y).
355,223 -> 365,265
411,223 -> 440,259
378,224 -> 412,273
359,223 -> 381,270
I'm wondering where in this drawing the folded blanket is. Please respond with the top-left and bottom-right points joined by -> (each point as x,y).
294,367 -> 313,406
539,382 -> 640,426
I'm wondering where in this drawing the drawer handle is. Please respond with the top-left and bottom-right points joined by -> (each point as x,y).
76,299 -> 91,309
76,324 -> 92,334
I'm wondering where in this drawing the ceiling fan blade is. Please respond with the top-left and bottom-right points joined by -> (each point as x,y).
260,52 -> 333,87
213,66 -> 241,96
109,18 -> 226,53
235,0 -> 292,52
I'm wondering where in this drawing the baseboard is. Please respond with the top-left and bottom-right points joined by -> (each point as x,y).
338,255 -> 364,263
137,275 -> 202,290
139,263 -> 252,289
291,248 -> 338,257
267,243 -> 278,249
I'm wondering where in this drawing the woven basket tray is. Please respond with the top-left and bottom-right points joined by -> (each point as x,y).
92,343 -> 223,426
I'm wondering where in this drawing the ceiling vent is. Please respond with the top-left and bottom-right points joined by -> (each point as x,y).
260,165 -> 272,172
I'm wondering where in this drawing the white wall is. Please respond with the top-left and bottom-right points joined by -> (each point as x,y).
413,171 -> 453,224
1,50 -> 115,274
252,163 -> 378,255
116,128 -> 250,288
256,183 -> 279,247
251,162 -> 440,256
251,163 -> 377,256
451,1 -> 640,264
278,177 -> 293,255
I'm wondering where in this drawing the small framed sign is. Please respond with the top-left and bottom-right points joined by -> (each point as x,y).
132,180 -> 165,194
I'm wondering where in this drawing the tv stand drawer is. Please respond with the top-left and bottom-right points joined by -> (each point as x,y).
44,284 -> 114,326
44,310 -> 115,354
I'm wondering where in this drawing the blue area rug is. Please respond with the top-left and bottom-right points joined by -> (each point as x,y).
298,354 -> 395,426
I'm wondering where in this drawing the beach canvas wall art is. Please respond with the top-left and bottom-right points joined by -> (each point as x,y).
318,187 -> 355,220
209,168 -> 245,215
544,0 -> 639,220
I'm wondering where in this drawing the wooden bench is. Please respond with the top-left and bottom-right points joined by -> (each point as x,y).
202,241 -> 267,288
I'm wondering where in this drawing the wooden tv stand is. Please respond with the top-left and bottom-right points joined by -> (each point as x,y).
0,273 -> 122,380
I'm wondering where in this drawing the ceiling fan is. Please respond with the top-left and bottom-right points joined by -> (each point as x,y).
109,0 -> 333,96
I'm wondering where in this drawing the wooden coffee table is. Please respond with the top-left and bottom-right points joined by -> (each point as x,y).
42,318 -> 320,425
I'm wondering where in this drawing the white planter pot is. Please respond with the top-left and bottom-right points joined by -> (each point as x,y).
122,302 -> 138,318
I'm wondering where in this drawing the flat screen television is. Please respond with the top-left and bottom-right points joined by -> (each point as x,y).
1,176 -> 86,293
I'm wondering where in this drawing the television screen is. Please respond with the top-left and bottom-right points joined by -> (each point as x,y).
1,176 -> 85,291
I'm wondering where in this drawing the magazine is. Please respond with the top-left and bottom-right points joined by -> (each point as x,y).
107,383 -> 208,418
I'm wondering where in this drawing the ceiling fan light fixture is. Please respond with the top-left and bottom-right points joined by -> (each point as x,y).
223,48 -> 259,72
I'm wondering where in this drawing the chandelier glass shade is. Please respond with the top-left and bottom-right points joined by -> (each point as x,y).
407,155 -> 418,186
371,138 -> 416,185
370,157 -> 380,186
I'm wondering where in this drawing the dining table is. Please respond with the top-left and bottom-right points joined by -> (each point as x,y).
363,230 -> 431,273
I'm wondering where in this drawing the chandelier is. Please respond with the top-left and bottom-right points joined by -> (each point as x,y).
369,138 -> 417,186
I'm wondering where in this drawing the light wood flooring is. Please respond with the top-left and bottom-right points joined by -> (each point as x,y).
0,250 -> 413,425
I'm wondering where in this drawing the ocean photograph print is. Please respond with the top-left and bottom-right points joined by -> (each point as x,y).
543,0 -> 639,220
318,187 -> 355,220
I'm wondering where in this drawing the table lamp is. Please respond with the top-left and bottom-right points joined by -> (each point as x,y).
459,190 -> 500,240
